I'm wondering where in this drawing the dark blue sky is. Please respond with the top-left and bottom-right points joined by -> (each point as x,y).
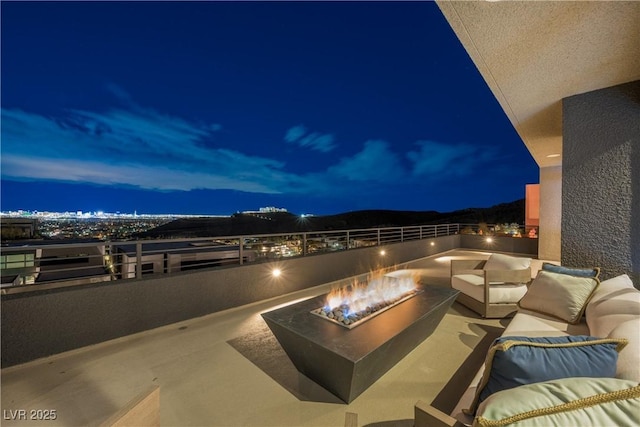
1,2 -> 538,216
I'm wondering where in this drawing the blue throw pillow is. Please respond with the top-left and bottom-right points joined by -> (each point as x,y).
465,335 -> 628,415
542,262 -> 600,278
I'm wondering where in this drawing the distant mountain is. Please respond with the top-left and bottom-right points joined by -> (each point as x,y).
136,199 -> 525,239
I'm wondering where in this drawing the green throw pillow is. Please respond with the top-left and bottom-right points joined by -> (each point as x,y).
473,378 -> 640,427
518,269 -> 599,323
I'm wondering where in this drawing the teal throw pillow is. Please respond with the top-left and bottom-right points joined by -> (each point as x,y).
542,262 -> 600,278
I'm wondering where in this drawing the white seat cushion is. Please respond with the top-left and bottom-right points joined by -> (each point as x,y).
504,309 -> 589,337
452,274 -> 528,303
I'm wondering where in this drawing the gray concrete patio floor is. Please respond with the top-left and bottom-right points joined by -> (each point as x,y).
1,250 -> 542,427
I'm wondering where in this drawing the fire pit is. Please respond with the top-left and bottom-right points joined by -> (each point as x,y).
262,271 -> 459,403
311,271 -> 422,328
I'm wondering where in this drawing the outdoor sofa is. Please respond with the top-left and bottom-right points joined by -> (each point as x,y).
415,262 -> 640,427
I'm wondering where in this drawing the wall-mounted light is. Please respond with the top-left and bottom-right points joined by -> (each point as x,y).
430,242 -> 435,246
547,153 -> 561,158
272,268 -> 282,277
379,250 -> 386,256
486,237 -> 493,244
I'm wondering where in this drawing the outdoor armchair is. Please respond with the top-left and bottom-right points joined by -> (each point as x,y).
450,253 -> 531,318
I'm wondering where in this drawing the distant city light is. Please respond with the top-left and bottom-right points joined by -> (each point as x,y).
0,209 -> 231,241
0,209 -> 230,220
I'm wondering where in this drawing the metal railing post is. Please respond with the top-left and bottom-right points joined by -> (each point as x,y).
401,227 -> 404,242
239,237 -> 244,265
303,233 -> 307,256
419,226 -> 423,240
346,231 -> 350,250
136,241 -> 142,280
377,229 -> 381,246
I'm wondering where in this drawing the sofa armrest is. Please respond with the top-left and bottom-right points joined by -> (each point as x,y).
415,401 -> 464,427
484,268 -> 531,284
451,259 -> 486,275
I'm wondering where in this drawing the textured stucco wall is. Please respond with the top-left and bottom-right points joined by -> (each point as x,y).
538,166 -> 562,261
562,80 -> 639,284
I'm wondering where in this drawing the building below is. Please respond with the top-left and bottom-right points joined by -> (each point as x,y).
241,206 -> 288,214
1,218 -> 39,240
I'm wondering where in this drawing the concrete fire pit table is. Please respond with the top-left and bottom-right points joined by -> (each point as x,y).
262,283 -> 459,403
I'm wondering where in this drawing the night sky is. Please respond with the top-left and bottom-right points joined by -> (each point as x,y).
1,2 -> 538,216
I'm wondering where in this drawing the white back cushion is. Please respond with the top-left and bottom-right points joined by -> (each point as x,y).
586,274 -> 640,337
483,253 -> 531,271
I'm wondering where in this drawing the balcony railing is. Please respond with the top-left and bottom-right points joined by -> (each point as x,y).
0,222 -> 531,294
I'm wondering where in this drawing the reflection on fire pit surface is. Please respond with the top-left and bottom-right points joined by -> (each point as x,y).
311,271 -> 420,328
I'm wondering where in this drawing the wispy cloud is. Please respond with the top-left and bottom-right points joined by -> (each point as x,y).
328,140 -> 405,182
1,88 -> 496,203
106,82 -> 136,107
284,124 -> 336,153
1,155 -> 277,193
1,105 -> 297,194
407,140 -> 490,177
284,125 -> 307,143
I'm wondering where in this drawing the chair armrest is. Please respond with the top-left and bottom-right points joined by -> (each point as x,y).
415,401 -> 464,427
484,268 -> 531,284
451,259 -> 486,275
